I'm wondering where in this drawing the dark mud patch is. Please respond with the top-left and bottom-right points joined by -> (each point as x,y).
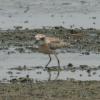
8,65 -> 33,71
10,77 -> 33,84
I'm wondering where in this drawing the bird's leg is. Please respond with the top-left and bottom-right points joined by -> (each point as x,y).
54,52 -> 60,80
48,71 -> 51,81
45,54 -> 51,68
54,53 -> 60,68
45,54 -> 52,81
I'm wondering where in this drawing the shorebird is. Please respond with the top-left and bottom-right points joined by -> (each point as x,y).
34,33 -> 69,80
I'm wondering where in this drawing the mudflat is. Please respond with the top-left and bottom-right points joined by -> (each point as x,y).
0,80 -> 100,100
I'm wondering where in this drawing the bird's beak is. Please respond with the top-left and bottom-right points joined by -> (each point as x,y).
34,40 -> 39,44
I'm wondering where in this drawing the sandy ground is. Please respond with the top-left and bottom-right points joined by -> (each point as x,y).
0,80 -> 100,100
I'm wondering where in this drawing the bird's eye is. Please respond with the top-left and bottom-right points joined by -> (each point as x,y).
41,37 -> 45,40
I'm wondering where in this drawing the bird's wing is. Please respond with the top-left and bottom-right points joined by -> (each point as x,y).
45,37 -> 61,44
45,37 -> 70,49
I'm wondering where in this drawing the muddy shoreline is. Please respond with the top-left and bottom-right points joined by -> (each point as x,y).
0,80 -> 100,100
0,27 -> 100,53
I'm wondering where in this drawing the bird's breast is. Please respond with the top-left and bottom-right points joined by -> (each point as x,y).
39,45 -> 53,54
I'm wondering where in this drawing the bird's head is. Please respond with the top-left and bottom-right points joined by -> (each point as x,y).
34,34 -> 46,45
35,34 -> 46,40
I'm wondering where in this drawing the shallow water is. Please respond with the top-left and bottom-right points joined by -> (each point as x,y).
0,0 -> 100,29
0,50 -> 100,82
